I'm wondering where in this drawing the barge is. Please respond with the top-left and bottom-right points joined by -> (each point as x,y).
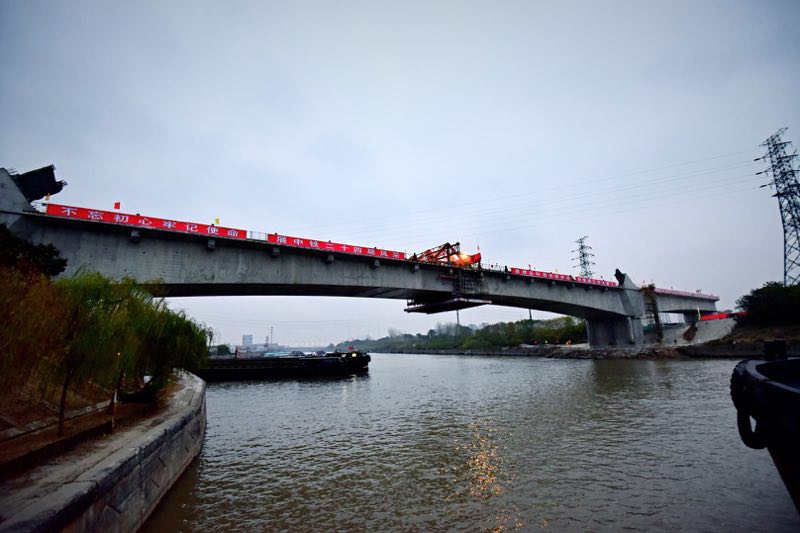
731,341 -> 800,514
194,351 -> 371,381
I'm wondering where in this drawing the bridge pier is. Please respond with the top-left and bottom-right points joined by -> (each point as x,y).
583,269 -> 646,347
586,316 -> 644,347
683,312 -> 699,324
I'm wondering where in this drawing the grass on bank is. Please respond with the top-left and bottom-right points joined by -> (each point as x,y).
0,224 -> 209,437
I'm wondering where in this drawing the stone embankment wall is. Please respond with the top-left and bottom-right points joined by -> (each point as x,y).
0,372 -> 205,533
389,347 -> 554,356
677,341 -> 800,358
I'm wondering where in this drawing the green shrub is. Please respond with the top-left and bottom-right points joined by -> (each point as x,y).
736,282 -> 800,327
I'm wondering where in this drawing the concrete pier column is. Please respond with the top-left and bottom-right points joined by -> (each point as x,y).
683,312 -> 699,324
586,316 -> 644,347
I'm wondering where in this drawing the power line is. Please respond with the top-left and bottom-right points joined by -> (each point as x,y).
337,172 -> 761,245
300,158 -> 759,238
366,148 -> 760,219
349,182 -> 761,257
290,161 -> 760,248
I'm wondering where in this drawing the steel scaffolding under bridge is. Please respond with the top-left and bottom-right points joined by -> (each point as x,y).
404,296 -> 492,314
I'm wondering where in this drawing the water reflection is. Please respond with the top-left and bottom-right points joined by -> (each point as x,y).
463,421 -> 504,500
144,354 -> 798,532
453,419 -> 523,532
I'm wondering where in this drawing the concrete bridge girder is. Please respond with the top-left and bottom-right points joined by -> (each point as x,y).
12,215 -> 642,318
2,212 -> 718,347
18,222 -> 568,293
653,293 -> 718,315
10,217 -> 711,343
1,165 -> 717,347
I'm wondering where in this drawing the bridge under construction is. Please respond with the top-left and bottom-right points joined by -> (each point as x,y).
0,165 -> 718,347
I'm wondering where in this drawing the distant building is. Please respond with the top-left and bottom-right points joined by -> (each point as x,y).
242,334 -> 253,347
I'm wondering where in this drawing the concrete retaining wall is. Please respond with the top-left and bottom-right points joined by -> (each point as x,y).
644,318 -> 736,346
0,372 -> 205,533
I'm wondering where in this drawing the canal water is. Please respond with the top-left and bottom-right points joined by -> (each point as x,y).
144,354 -> 798,532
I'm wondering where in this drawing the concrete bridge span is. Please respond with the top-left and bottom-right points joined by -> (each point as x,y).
1,167 -> 718,347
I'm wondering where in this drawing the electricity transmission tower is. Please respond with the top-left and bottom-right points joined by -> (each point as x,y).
572,236 -> 595,277
758,128 -> 800,285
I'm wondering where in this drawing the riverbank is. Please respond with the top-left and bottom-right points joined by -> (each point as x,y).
389,336 -> 800,360
0,371 -> 205,533
391,345 -> 793,360
386,345 -> 693,359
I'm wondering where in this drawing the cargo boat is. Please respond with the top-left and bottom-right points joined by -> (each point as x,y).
731,344 -> 800,515
194,351 -> 371,381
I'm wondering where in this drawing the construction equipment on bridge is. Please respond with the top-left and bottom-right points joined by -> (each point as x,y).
412,242 -> 482,268
405,243 -> 487,314
10,165 -> 66,202
405,264 -> 490,314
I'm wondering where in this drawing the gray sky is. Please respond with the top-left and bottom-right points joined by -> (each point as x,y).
2,1 -> 799,346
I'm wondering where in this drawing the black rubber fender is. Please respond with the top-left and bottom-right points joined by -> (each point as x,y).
731,360 -> 767,449
736,409 -> 767,449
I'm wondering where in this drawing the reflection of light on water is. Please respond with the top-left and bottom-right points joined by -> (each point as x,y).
488,511 -> 525,532
464,423 -> 502,499
449,420 -> 524,531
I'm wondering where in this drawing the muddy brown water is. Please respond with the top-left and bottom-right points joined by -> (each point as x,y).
144,354 -> 798,532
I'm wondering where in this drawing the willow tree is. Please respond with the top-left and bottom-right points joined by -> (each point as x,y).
0,265 -> 67,400
0,225 -> 67,400
103,278 -> 149,429
132,302 -> 209,397
0,223 -> 66,277
53,272 -> 132,435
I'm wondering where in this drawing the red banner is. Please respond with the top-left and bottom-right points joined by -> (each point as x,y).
509,267 -> 618,287
267,233 -> 405,260
505,268 -> 716,298
45,204 -> 247,240
653,287 -> 718,301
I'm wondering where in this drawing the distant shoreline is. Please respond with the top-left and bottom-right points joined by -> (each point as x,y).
378,340 -> 797,360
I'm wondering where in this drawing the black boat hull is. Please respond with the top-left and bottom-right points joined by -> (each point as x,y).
731,356 -> 800,514
195,352 -> 371,382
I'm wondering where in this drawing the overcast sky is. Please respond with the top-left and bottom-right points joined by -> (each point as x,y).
2,1 -> 799,346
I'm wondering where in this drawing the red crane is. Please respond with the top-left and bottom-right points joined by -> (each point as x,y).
412,242 -> 481,268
